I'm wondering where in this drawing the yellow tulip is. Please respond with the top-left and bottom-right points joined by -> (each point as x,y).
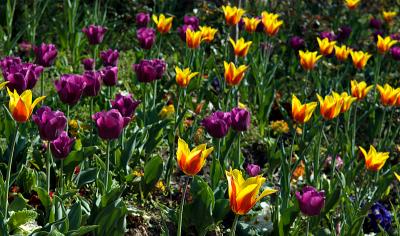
261,11 -> 283,36
176,138 -> 213,176
395,172 -> 400,181
222,5 -> 245,26
175,67 -> 199,88
229,37 -> 252,57
159,104 -> 175,118
335,92 -> 356,113
152,14 -> 173,34
7,88 -> 46,123
383,11 -> 397,23
376,84 -> 400,106
377,35 -> 397,54
199,26 -> 218,43
335,45 -> 351,61
350,50 -> 371,70
345,0 -> 360,10
291,94 -> 317,124
316,93 -> 343,120
224,61 -> 248,86
186,28 -> 202,49
243,17 -> 261,33
317,37 -> 336,56
299,50 -> 322,71
226,169 -> 277,215
351,80 -> 374,100
359,145 -> 389,172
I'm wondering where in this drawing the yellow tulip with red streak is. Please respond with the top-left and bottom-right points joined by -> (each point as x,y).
186,28 -> 202,49
222,5 -> 245,26
224,61 -> 248,86
261,11 -> 283,36
243,17 -> 261,33
317,37 -> 336,56
299,50 -> 322,71
335,45 -> 351,61
291,95 -> 317,124
383,11 -> 397,23
334,92 -> 356,113
351,80 -> 374,100
376,84 -> 400,106
359,145 -> 389,172
152,14 -> 173,34
345,0 -> 360,10
317,93 -> 343,120
175,67 -> 199,88
176,138 -> 213,176
350,50 -> 371,70
377,35 -> 397,54
229,38 -> 252,57
7,88 -> 46,123
199,26 -> 218,43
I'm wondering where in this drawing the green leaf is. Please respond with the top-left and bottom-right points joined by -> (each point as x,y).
68,202 -> 82,231
141,155 -> 163,197
210,155 -> 223,190
7,209 -> 37,231
35,187 -> 51,213
68,225 -> 98,236
322,187 -> 341,215
76,168 -> 97,188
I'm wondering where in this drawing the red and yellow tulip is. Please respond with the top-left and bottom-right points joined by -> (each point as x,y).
229,37 -> 252,57
359,145 -> 389,172
291,94 -> 317,124
261,11 -> 283,36
176,138 -> 213,176
299,50 -> 322,71
345,0 -> 360,10
222,5 -> 245,26
317,37 -> 336,56
7,88 -> 46,123
243,17 -> 261,33
316,93 -> 343,120
199,26 -> 218,43
186,28 -> 202,49
376,84 -> 400,106
152,14 -> 173,34
350,50 -> 371,70
335,92 -> 356,113
224,61 -> 248,86
351,80 -> 374,100
335,45 -> 351,61
383,11 -> 397,23
175,67 -> 199,88
377,35 -> 397,54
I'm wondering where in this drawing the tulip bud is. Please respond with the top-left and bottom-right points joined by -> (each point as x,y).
54,74 -> 86,106
100,49 -> 119,67
82,25 -> 107,45
92,109 -> 130,140
246,164 -> 261,177
82,71 -> 101,97
295,186 -> 325,216
81,58 -> 94,71
101,66 -> 118,86
136,12 -> 151,28
230,107 -> 251,132
137,28 -> 156,50
50,131 -> 75,159
34,43 -> 58,67
201,111 -> 231,139
33,106 -> 67,141
111,93 -> 141,118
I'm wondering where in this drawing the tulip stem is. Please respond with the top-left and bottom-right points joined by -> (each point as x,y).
306,219 -> 310,236
66,105 -> 70,132
4,124 -> 18,219
106,140 -> 111,192
230,214 -> 239,236
60,159 -> 64,195
40,71 -> 45,97
47,145 -> 51,193
177,177 -> 189,236
351,103 -> 358,157
314,122 -> 325,188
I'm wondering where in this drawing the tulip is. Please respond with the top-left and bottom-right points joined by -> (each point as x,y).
111,93 -> 141,118
1,61 -> 43,93
0,56 -> 21,78
82,71 -> 101,97
54,74 -> 86,106
383,11 -> 396,23
222,5 -> 245,26
100,49 -> 119,66
299,50 -> 322,71
242,17 -> 261,33
34,43 -> 58,67
317,37 -> 336,56
100,66 -> 118,86
376,84 -> 400,106
177,24 -> 194,41
335,92 -> 356,113
319,31 -> 336,42
201,111 -> 231,138
395,172 -> 400,181
359,145 -> 389,172
175,67 -> 198,88
33,106 -> 67,141
199,26 -> 218,43
92,109 -> 130,140
334,45 -> 351,61
289,36 -> 305,51
7,88 -> 46,123
230,107 -> 251,131
183,15 -> 200,30
50,131 -> 75,159
377,35 -> 397,54
291,94 -> 317,124
261,11 -> 283,36
336,26 -> 352,42
390,46 -> 400,60
226,169 -> 277,215
185,28 -> 202,49
370,18 -> 382,29
137,27 -> 156,50
350,50 -> 371,70
324,155 -> 344,170
136,12 -> 150,28
152,14 -> 173,34
82,58 -> 94,71
159,104 -> 175,119
224,61 -> 248,86
351,80 -> 374,100
133,59 -> 166,83
229,38 -> 252,57
316,93 -> 343,120
82,25 -> 107,45
295,186 -> 325,216
246,164 -> 261,177
345,0 -> 360,10
176,138 -> 213,176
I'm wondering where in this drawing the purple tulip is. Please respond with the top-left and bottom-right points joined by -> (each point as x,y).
296,186 -> 325,216
230,107 -> 251,132
82,25 -> 107,45
336,26 -> 352,42
238,18 -> 245,31
133,59 -> 166,83
319,31 -> 336,41
177,24 -> 194,41
92,109 -> 130,140
111,93 -> 141,118
137,28 -> 156,50
256,16 -> 264,32
54,74 -> 86,105
33,106 -> 67,141
289,36 -> 305,51
390,33 -> 400,41
136,12 -> 151,28
370,18 -> 382,29
390,46 -> 400,60
82,71 -> 101,97
246,164 -> 261,177
101,66 -> 118,86
50,131 -> 75,159
82,58 -> 94,71
34,43 -> 57,67
324,155 -> 344,170
100,49 -> 119,67
183,15 -> 199,30
201,111 -> 231,139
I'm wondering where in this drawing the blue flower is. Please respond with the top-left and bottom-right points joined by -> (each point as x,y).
366,202 -> 392,233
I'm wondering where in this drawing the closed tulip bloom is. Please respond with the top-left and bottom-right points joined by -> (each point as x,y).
34,43 -> 58,67
316,93 -> 343,120
199,26 -> 218,43
376,84 -> 400,106
335,92 -> 356,113
100,49 -> 119,66
100,66 -> 118,86
186,28 -> 202,49
383,11 -> 396,23
295,186 -> 325,216
137,27 -> 156,50
201,111 -> 231,139
243,17 -> 261,33
82,58 -> 94,71
334,45 -> 351,61
111,93 -> 141,118
50,131 -> 75,159
133,59 -> 166,83
229,38 -> 252,57
261,11 -> 283,36
317,37 -> 336,56
390,46 -> 400,60
226,169 -> 277,215
92,109 -> 130,140
224,61 -> 248,86
230,107 -> 251,131
370,18 -> 382,29
175,67 -> 198,87
359,145 -> 389,171
152,14 -> 173,34
176,138 -> 213,176
395,172 -> 400,181
7,88 -> 46,123
319,31 -> 336,42
82,71 -> 101,97
377,35 -> 397,54
350,50 -> 371,70
345,0 -> 360,10
136,12 -> 150,28
289,36 -> 305,51
222,5 -> 245,26
33,106 -> 67,141
2,62 -> 43,93
351,80 -> 374,100
299,50 -> 322,71
0,56 -> 21,78
291,94 -> 317,124
82,25 -> 107,45
246,164 -> 261,177
183,15 -> 200,30
54,74 -> 86,106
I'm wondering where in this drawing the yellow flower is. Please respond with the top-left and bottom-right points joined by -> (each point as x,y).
243,17 -> 261,33
7,88 -> 46,123
299,50 -> 322,71
345,0 -> 360,10
359,145 -> 389,172
226,169 -> 277,215
350,50 -> 371,70
175,67 -> 199,88
69,119 -> 79,130
351,80 -> 374,100
222,5 -> 245,26
317,37 -> 336,56
335,45 -> 351,61
291,94 -> 317,124
0,81 -> 9,90
224,61 -> 248,86
383,11 -> 397,23
270,120 -> 289,134
261,11 -> 283,36
316,93 -> 343,120
229,37 -> 252,57
238,102 -> 247,109
155,180 -> 166,192
186,28 -> 202,49
335,92 -> 356,113
395,172 -> 400,181
132,170 -> 144,177
377,35 -> 397,54
376,84 -> 400,106
159,104 -> 175,118
199,26 -> 218,43
176,138 -> 213,176
152,14 -> 173,34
